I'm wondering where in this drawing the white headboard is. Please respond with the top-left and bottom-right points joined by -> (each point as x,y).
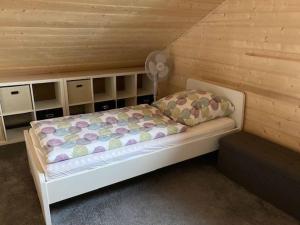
186,79 -> 245,130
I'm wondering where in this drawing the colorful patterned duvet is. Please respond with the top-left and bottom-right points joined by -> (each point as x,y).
31,104 -> 186,164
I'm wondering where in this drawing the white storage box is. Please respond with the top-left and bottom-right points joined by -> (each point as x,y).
67,79 -> 92,105
0,85 -> 33,115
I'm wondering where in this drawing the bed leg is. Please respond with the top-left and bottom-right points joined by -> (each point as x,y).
40,181 -> 52,225
41,202 -> 52,225
25,131 -> 52,225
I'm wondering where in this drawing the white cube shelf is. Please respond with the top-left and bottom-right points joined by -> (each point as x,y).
0,68 -> 148,144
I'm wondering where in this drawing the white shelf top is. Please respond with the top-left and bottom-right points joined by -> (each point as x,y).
0,67 -> 144,85
35,99 -> 62,111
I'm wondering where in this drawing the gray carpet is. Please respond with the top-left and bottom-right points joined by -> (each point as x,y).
0,143 -> 299,225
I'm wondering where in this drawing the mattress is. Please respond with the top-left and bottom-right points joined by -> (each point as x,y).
30,117 -> 235,180
30,104 -> 186,164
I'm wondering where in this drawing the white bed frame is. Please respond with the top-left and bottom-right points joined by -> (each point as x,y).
24,79 -> 245,225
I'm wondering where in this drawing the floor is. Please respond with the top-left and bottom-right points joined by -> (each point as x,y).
0,143 -> 299,225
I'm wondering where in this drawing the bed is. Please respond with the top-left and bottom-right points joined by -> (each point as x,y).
24,79 -> 245,225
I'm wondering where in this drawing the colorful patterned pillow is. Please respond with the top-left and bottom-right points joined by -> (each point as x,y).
152,90 -> 235,126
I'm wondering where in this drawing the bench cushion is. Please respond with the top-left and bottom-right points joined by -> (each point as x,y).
218,132 -> 300,220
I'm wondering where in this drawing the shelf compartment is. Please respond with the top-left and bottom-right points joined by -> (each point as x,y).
69,103 -> 93,115
93,77 -> 115,102
3,112 -> 33,129
36,108 -> 63,120
117,97 -> 136,108
137,95 -> 154,105
94,100 -> 116,112
68,101 -> 93,107
35,99 -> 62,111
6,126 -> 30,144
32,82 -> 63,111
0,85 -> 33,115
137,73 -> 153,96
3,112 -> 34,143
116,75 -> 136,99
67,79 -> 93,105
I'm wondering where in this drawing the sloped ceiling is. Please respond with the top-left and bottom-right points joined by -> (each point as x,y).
0,0 -> 224,76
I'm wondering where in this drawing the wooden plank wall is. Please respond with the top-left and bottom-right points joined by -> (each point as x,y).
165,0 -> 300,152
0,0 -> 223,77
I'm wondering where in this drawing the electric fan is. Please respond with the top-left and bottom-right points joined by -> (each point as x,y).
145,50 -> 171,101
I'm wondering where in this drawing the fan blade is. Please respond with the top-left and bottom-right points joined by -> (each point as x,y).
148,61 -> 158,75
158,66 -> 169,79
155,52 -> 167,63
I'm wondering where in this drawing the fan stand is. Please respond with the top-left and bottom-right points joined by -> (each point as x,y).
153,73 -> 158,101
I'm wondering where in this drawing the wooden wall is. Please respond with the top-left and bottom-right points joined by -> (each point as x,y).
166,0 -> 300,152
0,0 -> 223,77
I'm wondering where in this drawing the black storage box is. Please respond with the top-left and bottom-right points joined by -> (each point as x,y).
137,95 -> 154,105
94,100 -> 116,112
36,108 -> 63,120
218,131 -> 300,220
116,99 -> 126,108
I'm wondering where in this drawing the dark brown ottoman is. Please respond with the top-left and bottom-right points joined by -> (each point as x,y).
218,131 -> 300,220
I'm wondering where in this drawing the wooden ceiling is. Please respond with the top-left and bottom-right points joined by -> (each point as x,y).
0,0 -> 224,76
